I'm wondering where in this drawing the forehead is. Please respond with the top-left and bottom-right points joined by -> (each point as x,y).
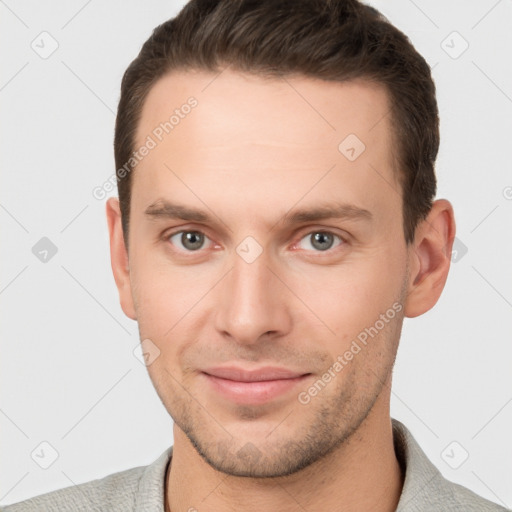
136,69 -> 394,154
131,69 -> 401,225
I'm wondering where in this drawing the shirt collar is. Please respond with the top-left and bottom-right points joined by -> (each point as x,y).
134,446 -> 172,512
393,418 -> 447,511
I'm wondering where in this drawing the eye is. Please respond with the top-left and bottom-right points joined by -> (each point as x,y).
295,231 -> 345,252
167,230 -> 214,252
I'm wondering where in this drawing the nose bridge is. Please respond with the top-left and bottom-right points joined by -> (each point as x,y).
214,241 -> 291,343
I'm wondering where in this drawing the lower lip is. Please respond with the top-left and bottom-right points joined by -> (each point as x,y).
202,373 -> 310,405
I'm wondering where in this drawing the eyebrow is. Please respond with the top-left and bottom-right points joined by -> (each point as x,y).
144,199 -> 373,227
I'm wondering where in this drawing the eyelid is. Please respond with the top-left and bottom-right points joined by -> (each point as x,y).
291,228 -> 347,253
163,225 -> 349,255
164,228 -> 217,252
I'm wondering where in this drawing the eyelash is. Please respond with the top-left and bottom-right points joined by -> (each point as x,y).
163,228 -> 347,256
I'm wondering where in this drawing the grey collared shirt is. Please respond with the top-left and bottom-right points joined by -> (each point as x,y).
2,419 -> 509,511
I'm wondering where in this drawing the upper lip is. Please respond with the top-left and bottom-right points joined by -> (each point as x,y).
202,366 -> 309,382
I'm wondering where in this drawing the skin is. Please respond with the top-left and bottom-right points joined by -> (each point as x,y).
106,69 -> 455,512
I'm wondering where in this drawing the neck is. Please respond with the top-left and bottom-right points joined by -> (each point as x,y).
167,399 -> 403,512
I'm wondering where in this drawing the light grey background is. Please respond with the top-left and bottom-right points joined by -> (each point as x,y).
1,0 -> 511,507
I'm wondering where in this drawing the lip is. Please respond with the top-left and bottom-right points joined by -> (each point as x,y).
201,366 -> 311,405
203,366 -> 308,382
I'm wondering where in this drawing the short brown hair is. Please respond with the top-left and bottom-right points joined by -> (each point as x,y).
114,0 -> 438,249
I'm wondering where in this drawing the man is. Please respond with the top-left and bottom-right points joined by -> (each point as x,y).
3,0 -> 509,511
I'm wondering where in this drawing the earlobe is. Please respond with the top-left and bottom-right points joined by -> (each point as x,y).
106,197 -> 137,320
404,199 -> 456,318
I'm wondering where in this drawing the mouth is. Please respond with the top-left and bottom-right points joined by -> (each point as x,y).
201,366 -> 312,405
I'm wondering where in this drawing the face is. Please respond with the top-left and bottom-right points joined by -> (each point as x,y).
117,70 -> 412,477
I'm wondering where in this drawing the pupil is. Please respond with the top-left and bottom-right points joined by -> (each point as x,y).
312,232 -> 332,251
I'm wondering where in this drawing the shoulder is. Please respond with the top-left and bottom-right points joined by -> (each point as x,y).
392,419 -> 510,512
1,448 -> 172,512
1,466 -> 144,512
440,478 -> 510,512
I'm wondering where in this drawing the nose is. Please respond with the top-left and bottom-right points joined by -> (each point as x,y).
214,246 -> 292,345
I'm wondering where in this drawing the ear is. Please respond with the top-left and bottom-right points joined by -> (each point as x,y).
404,199 -> 456,318
106,197 -> 136,320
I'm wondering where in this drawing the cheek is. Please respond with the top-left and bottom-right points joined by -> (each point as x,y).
128,249 -> 220,358
292,249 -> 405,343
128,250 -> 189,336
